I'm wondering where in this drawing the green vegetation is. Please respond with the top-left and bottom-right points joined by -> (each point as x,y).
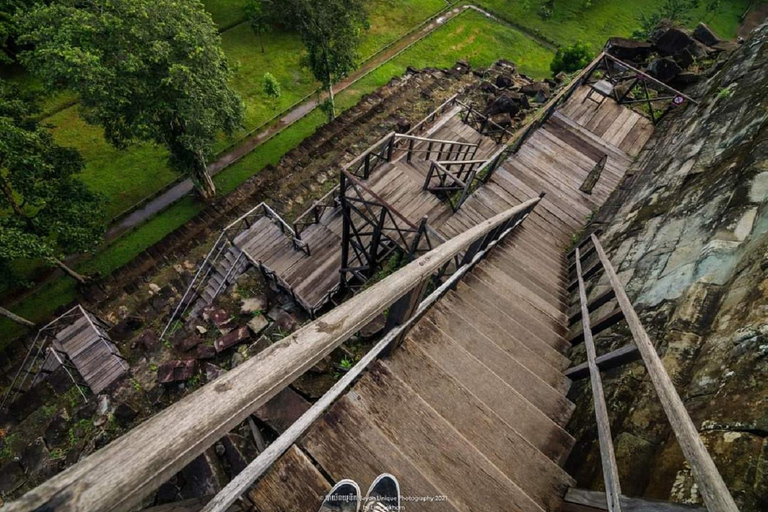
551,42 -> 594,74
263,72 -> 282,98
473,0 -> 749,50
204,0 -> 249,29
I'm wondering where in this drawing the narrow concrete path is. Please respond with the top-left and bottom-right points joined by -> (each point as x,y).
106,6 -> 467,240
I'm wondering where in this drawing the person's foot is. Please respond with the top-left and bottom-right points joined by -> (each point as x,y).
319,479 -> 361,512
363,473 -> 400,511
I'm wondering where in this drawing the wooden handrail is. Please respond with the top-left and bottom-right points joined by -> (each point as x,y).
394,133 -> 479,146
5,196 -> 542,512
575,247 -> 622,512
590,234 -> 738,512
601,53 -> 698,104
342,170 -> 420,230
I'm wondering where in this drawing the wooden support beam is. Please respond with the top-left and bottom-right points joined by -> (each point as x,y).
6,199 -> 541,512
575,247 -> 623,512
569,288 -> 616,325
565,344 -> 640,380
591,235 -> 739,512
570,306 -> 625,345
564,489 -> 707,512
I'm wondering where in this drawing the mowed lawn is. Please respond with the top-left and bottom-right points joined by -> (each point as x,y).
474,0 -> 750,50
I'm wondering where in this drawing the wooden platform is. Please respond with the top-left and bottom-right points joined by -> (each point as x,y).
245,89 -> 654,511
46,312 -> 128,394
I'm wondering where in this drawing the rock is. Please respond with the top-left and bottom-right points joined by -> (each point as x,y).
479,80 -> 496,93
111,315 -> 144,341
491,112 -> 513,128
175,332 -> 203,352
496,58 -> 516,72
157,360 -> 197,384
231,350 -> 246,368
214,326 -> 250,353
20,438 -> 51,478
693,22 -> 721,46
674,71 -> 701,85
711,40 -> 740,53
247,314 -> 269,337
148,283 -> 161,294
673,48 -> 695,69
495,74 -> 513,88
520,81 -> 550,101
606,37 -> 654,62
246,336 -> 271,357
195,325 -> 208,335
655,27 -> 695,56
648,56 -> 682,83
219,433 -> 259,477
154,481 -> 180,505
96,395 -> 112,416
44,414 -> 69,448
484,94 -> 522,117
0,461 -> 26,495
688,39 -> 711,59
554,72 -> 567,83
137,330 -> 159,351
204,363 -> 226,382
113,403 -> 138,427
208,308 -> 232,332
240,296 -> 267,315
395,118 -> 411,134
360,314 -> 387,339
149,295 -> 168,314
267,306 -> 301,332
196,344 -> 216,360
255,387 -> 311,434
179,449 -> 227,499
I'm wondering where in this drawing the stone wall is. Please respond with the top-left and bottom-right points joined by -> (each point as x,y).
565,23 -> 768,510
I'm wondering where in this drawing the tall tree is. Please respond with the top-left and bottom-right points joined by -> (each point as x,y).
18,0 -> 244,200
0,84 -> 104,285
245,0 -> 271,53
293,0 -> 367,121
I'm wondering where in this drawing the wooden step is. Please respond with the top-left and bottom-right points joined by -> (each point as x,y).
351,362 -> 547,512
248,445 -> 331,512
385,341 -> 575,510
302,395 -> 461,512
422,307 -> 575,426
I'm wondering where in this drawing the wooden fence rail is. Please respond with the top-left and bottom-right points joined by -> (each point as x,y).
4,197 -> 542,512
569,235 -> 738,512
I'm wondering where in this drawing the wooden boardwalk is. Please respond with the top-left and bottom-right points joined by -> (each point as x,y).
244,89 -> 653,510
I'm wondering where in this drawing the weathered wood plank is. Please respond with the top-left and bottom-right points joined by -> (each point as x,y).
247,445 -> 331,512
575,247 -> 623,512
565,489 -> 708,512
565,344 -> 640,379
591,235 -> 739,512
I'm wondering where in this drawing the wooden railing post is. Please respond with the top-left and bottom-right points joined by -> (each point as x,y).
575,247 -> 623,512
384,276 -> 430,354
407,138 -> 414,162
591,235 -> 739,512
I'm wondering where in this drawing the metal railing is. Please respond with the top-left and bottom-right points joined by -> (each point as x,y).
4,193 -> 544,512
569,234 -> 737,512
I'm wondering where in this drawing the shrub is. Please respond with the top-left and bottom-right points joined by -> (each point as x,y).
550,42 -> 593,75
263,72 -> 281,98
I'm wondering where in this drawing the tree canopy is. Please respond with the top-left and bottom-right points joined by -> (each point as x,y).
0,83 -> 104,285
550,42 -> 593,74
18,0 -> 245,200
293,0 -> 368,121
245,0 -> 272,53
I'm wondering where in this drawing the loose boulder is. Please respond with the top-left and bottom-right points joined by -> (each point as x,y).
214,326 -> 250,353
113,402 -> 138,427
607,37 -> 654,62
648,56 -> 682,83
495,74 -> 514,89
484,94 -> 522,117
490,112 -> 513,128
520,81 -> 551,101
655,27 -> 695,56
693,22 -> 721,47
157,360 -> 197,384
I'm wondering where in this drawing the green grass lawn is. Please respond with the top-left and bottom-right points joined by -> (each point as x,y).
203,0 -> 248,29
474,0 -> 750,51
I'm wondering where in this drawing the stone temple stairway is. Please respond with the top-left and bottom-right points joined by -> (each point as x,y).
244,88 -> 654,510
